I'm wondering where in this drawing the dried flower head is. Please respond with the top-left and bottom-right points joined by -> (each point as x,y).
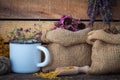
54,15 -> 86,32
8,24 -> 42,43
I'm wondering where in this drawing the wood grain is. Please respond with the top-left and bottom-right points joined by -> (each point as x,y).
0,21 -> 120,42
0,0 -> 120,19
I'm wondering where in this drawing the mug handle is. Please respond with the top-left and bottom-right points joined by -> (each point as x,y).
36,46 -> 50,67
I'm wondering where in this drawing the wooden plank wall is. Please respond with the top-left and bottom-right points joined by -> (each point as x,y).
0,0 -> 120,42
1,21 -> 120,42
0,0 -> 120,19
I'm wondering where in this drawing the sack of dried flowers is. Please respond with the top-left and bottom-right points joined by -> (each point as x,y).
87,29 -> 120,74
41,28 -> 92,72
41,28 -> 91,46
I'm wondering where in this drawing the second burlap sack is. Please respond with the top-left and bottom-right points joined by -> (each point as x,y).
87,30 -> 120,74
41,28 -> 92,72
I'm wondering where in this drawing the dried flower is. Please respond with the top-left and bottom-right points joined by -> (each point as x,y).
8,24 -> 42,43
104,26 -> 120,34
54,15 -> 86,32
87,0 -> 113,26
34,71 -> 58,79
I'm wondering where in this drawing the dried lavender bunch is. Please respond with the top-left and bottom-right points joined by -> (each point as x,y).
87,0 -> 112,26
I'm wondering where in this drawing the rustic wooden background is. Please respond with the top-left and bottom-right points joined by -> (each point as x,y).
0,21 -> 120,42
0,0 -> 120,19
0,0 -> 120,42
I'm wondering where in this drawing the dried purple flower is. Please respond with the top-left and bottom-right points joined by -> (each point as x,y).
54,22 -> 62,29
24,29 -> 30,32
66,25 -> 78,32
8,24 -> 42,43
87,0 -> 113,26
17,28 -> 23,31
54,15 -> 85,32
60,15 -> 72,25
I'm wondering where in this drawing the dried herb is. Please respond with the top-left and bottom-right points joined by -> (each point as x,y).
54,15 -> 86,32
104,26 -> 120,34
7,24 -> 42,43
87,0 -> 112,27
34,71 -> 58,79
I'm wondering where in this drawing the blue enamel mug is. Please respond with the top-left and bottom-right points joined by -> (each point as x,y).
10,42 -> 50,73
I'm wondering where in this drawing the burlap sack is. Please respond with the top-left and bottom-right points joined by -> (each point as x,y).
87,30 -> 120,45
87,30 -> 120,74
41,28 -> 91,72
41,28 -> 91,46
0,56 -> 11,75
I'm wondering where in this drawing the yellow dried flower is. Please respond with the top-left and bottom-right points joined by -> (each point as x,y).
63,66 -> 74,70
0,53 -> 9,57
34,71 -> 58,79
0,35 -> 9,57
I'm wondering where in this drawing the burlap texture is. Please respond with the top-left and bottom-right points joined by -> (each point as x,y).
0,56 -> 11,75
41,28 -> 91,46
42,43 -> 91,72
87,30 -> 120,74
87,30 -> 120,45
41,28 -> 91,72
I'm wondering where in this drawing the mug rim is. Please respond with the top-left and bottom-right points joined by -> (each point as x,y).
9,41 -> 41,44
9,39 -> 41,44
